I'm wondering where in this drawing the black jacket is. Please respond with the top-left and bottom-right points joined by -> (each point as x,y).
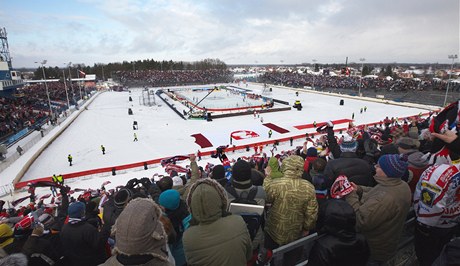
324,152 -> 376,189
308,199 -> 370,266
60,220 -> 110,266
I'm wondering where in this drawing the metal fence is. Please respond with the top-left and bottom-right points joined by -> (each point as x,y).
271,212 -> 417,266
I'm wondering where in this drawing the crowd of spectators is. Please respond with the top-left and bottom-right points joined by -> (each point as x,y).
1,101 -> 460,265
261,71 -> 457,93
0,82 -> 96,143
117,69 -> 233,87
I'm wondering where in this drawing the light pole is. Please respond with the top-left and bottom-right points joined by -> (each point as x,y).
312,59 -> 317,90
66,62 -> 76,103
358,58 -> 366,96
443,54 -> 458,106
35,60 -> 53,117
62,69 -> 71,110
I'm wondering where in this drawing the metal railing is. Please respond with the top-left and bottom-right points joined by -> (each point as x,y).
271,212 -> 417,266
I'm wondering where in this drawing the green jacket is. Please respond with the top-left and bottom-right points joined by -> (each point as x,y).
345,175 -> 411,262
264,155 -> 318,245
183,179 -> 252,266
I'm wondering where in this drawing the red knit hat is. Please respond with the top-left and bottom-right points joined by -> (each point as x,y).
330,175 -> 354,199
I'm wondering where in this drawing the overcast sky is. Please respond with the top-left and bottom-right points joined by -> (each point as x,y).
1,0 -> 459,68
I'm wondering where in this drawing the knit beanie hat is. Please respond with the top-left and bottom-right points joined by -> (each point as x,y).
211,165 -> 226,180
159,189 -> 180,211
306,147 -> 318,157
340,135 -> 358,153
232,160 -> 252,189
0,224 -> 13,248
14,215 -> 34,238
156,177 -> 173,192
172,176 -> 184,187
114,188 -> 133,209
407,152 -> 429,168
330,175 -> 354,199
68,201 -> 86,218
112,198 -> 169,261
378,154 -> 408,178
397,137 -> 420,150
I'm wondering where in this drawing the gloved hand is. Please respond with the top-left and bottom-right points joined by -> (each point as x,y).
32,223 -> 44,237
125,178 -> 139,189
140,177 -> 151,189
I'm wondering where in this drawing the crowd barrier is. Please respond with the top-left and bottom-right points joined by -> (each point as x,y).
271,211 -> 416,265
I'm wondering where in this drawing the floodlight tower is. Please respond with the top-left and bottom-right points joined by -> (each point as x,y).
0,27 -> 12,69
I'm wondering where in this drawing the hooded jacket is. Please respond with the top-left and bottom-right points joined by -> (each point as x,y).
307,199 -> 369,266
267,157 -> 283,179
263,155 -> 318,245
183,179 -> 252,266
345,175 -> 411,262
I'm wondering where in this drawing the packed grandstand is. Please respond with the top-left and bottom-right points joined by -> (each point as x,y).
0,58 -> 460,266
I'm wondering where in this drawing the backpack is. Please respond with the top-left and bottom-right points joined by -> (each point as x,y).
226,186 -> 263,241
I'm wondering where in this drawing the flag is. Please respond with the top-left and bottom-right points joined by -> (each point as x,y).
78,70 -> 86,78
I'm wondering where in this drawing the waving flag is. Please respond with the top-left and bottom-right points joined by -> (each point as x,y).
78,70 -> 86,78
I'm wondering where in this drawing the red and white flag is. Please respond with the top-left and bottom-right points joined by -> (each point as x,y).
78,70 -> 86,78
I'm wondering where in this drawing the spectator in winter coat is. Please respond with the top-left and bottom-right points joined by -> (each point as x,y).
101,198 -> 174,266
263,155 -> 318,266
177,155 -> 200,200
265,157 -> 282,179
324,135 -> 375,188
226,159 -> 266,251
159,189 -> 191,266
344,154 -> 411,264
0,224 -> 14,251
396,137 -> 429,193
183,179 -> 252,265
307,199 -> 369,266
309,158 -> 328,204
413,164 -> 460,266
21,223 -> 60,265
302,147 -> 318,182
209,164 -> 228,187
60,201 -> 110,266
250,160 -> 265,186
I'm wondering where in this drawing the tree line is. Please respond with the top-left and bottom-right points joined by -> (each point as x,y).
31,58 -> 228,81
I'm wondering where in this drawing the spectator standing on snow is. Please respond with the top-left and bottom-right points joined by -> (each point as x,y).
16,145 -> 23,155
67,154 -> 73,166
101,145 -> 105,155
